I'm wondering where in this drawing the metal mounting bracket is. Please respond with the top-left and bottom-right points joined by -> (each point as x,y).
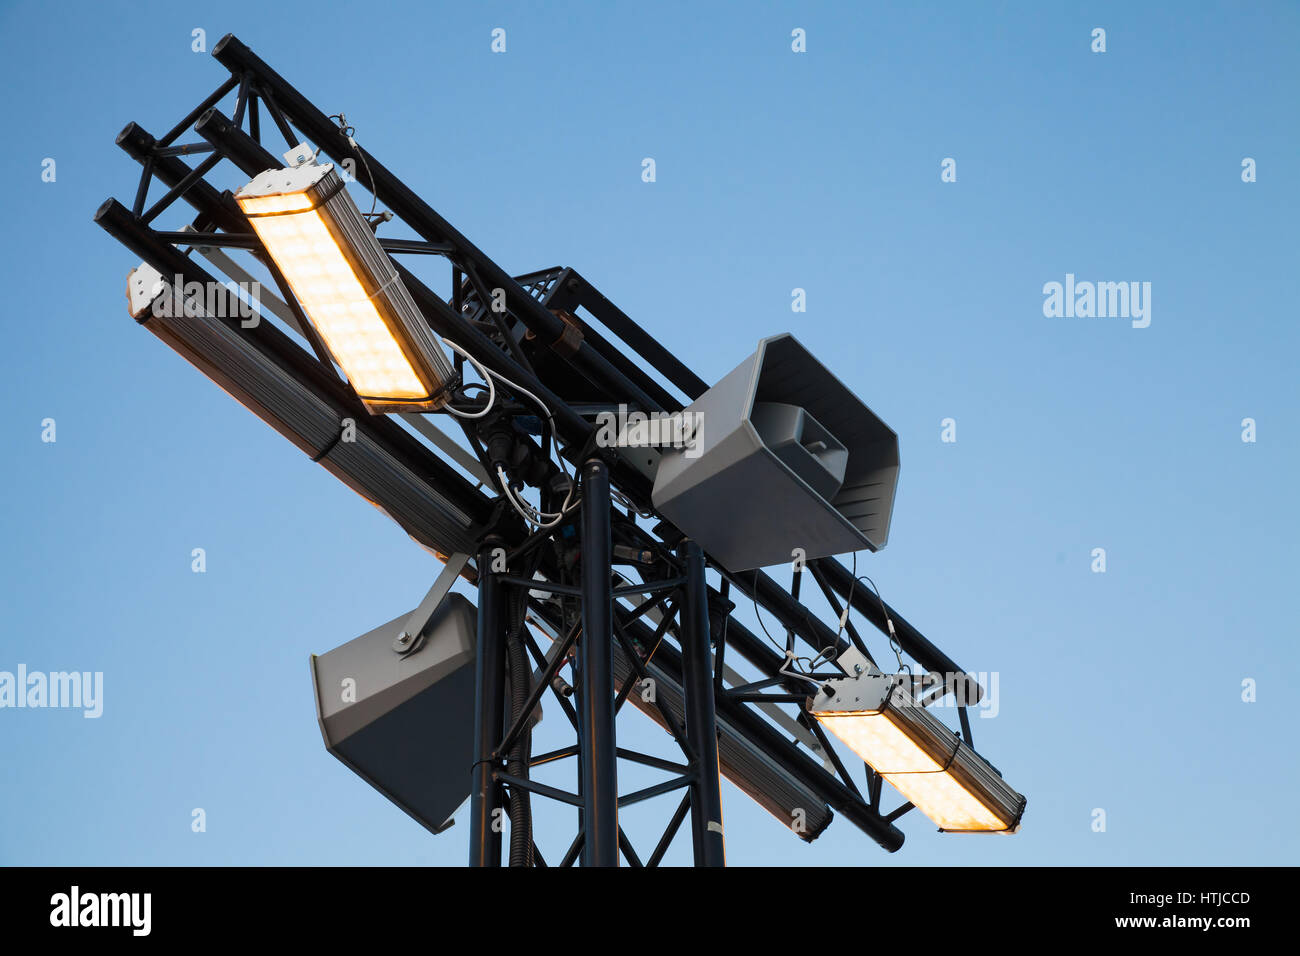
393,552 -> 472,654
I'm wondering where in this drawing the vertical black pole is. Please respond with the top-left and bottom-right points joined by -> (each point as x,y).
469,536 -> 508,867
680,540 -> 726,867
579,458 -> 619,867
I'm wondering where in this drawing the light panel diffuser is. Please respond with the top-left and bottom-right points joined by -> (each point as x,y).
236,161 -> 457,413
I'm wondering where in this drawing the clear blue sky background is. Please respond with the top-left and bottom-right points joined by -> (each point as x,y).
1,0 -> 1296,866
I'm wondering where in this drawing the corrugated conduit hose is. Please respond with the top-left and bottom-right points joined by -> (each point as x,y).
506,589 -> 534,867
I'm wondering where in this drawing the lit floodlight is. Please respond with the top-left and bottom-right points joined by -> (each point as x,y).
235,159 -> 457,413
808,663 -> 1025,833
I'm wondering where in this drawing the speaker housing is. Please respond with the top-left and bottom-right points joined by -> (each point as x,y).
310,594 -> 478,835
651,334 -> 899,570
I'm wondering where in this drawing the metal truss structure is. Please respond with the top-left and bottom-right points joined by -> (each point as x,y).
96,34 -> 991,866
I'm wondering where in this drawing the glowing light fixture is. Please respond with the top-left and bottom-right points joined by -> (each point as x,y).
808,661 -> 1025,833
236,158 -> 457,413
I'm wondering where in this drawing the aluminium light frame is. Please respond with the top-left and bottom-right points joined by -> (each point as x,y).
808,658 -> 1026,833
236,159 -> 459,413
94,33 -> 1021,865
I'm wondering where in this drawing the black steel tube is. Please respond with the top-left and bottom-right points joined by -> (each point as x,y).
152,232 -> 258,249
154,143 -> 217,157
248,92 -> 259,142
578,459 -> 618,866
258,86 -> 299,148
648,793 -> 693,867
470,538 -> 509,867
680,541 -> 726,866
231,71 -> 251,127
193,107 -> 283,180
618,774 -> 693,808
156,74 -> 239,147
131,156 -> 153,216
617,828 -> 643,868
727,692 -> 807,704
496,772 -> 582,808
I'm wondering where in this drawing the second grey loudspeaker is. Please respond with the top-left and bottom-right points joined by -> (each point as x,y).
310,594 -> 478,835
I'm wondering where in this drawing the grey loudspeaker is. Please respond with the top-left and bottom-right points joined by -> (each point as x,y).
651,334 -> 900,570
310,594 -> 478,835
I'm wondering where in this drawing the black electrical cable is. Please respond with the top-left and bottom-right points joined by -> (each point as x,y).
844,551 -> 901,672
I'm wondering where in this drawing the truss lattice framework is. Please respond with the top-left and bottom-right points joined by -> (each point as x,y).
95,33 -> 990,865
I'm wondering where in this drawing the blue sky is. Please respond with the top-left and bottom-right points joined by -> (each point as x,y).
0,0 -> 1296,866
